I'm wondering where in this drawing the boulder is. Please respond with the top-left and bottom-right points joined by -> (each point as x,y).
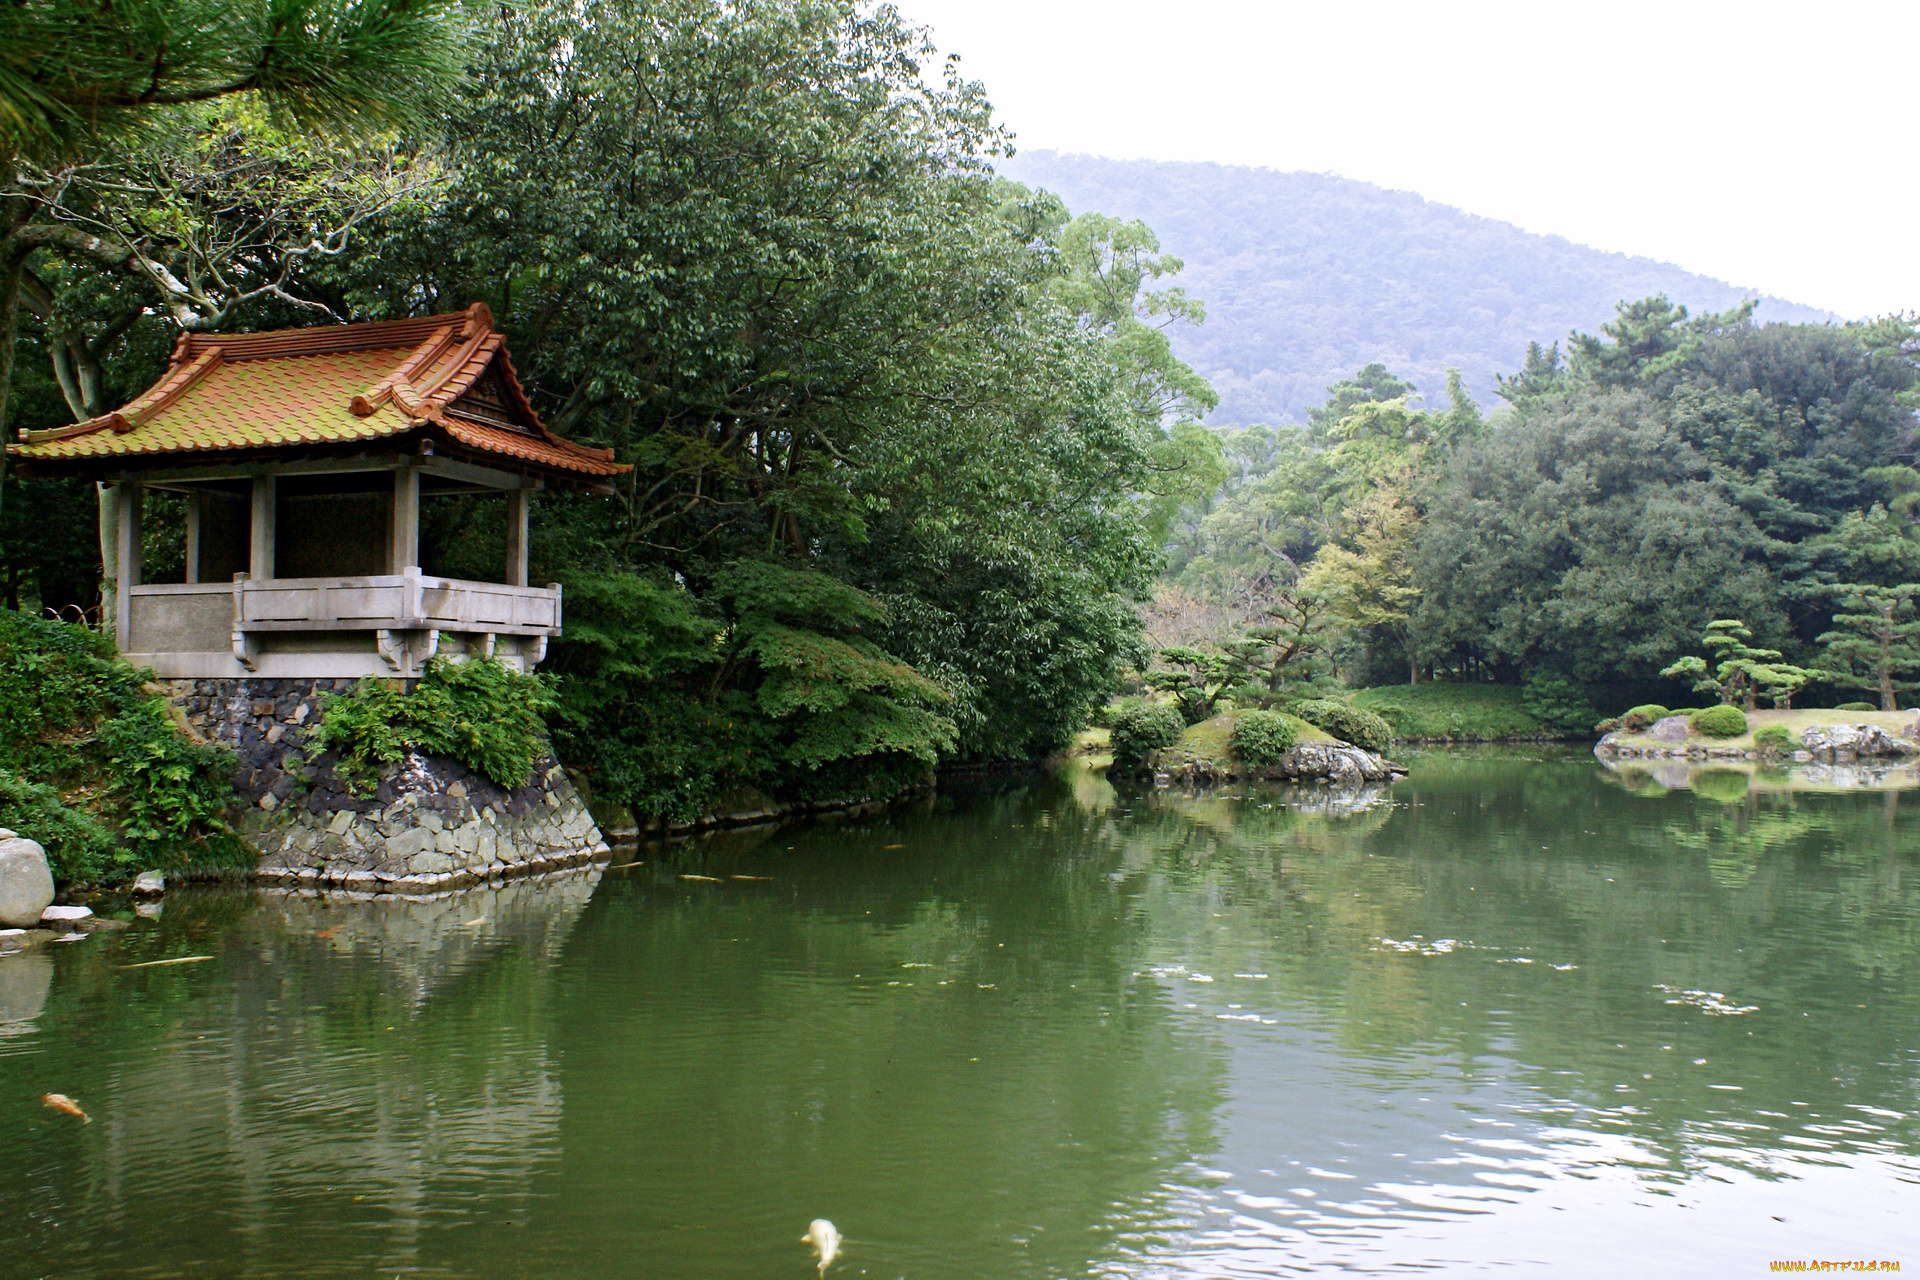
131,870 -> 166,897
1801,724 -> 1918,760
1648,715 -> 1693,742
0,838 -> 55,929
40,905 -> 91,922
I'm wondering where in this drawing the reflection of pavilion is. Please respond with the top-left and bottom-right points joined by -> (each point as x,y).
68,872 -> 601,1271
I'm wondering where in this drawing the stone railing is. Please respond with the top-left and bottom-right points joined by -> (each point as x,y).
125,569 -> 560,679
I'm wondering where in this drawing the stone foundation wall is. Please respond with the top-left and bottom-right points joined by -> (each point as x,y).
168,678 -> 608,893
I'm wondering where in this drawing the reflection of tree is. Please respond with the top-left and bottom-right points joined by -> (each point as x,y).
524,784 -> 1229,1280
1120,750 -> 1920,1185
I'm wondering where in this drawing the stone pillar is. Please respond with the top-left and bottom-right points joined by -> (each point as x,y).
391,462 -> 420,573
249,475 -> 276,579
184,490 -> 204,584
505,489 -> 529,588
114,483 -> 143,653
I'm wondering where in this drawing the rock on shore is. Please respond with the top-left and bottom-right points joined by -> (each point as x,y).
1133,740 -> 1406,788
0,833 -> 54,929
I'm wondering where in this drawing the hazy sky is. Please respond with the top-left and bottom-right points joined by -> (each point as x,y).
897,0 -> 1915,320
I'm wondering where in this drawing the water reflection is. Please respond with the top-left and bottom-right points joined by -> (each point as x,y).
0,750 -> 1915,1277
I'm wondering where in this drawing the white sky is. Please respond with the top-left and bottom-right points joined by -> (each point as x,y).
897,0 -> 1917,320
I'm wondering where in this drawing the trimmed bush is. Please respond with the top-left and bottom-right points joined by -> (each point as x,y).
1292,699 -> 1394,753
1690,705 -> 1748,738
1752,724 -> 1798,754
1835,701 -> 1877,712
1231,710 -> 1299,767
1109,702 -> 1184,767
1620,704 -> 1669,731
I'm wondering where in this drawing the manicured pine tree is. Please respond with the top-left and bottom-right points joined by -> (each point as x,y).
1818,585 -> 1920,712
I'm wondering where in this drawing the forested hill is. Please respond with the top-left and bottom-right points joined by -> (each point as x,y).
998,150 -> 1834,425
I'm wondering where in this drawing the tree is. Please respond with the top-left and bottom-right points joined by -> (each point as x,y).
1661,619 -> 1816,712
1302,483 -> 1423,683
1307,363 -> 1418,439
1144,646 -> 1233,725
0,0 -> 472,162
1221,583 -> 1335,699
1819,584 -> 1920,711
331,0 -> 1187,777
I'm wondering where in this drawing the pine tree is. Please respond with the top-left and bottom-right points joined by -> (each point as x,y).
1818,585 -> 1920,711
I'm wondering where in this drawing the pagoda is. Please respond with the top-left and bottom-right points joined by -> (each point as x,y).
7,303 -> 625,679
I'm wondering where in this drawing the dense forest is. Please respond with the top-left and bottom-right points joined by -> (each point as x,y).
999,151 -> 1832,426
1163,298 -> 1920,725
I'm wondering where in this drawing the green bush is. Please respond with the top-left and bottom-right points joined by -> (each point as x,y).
315,657 -> 558,795
1109,702 -> 1184,767
1752,724 -> 1798,754
0,609 -> 242,885
1230,709 -> 1299,767
1835,701 -> 1877,712
1690,705 -> 1748,738
1292,698 -> 1394,753
1622,704 -> 1670,730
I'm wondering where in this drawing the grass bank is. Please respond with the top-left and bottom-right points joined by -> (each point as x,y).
1351,684 -> 1558,741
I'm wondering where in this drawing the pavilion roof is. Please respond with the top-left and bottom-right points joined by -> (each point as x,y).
6,303 -> 628,485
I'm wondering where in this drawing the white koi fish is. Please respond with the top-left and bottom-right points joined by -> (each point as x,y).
800,1219 -> 841,1274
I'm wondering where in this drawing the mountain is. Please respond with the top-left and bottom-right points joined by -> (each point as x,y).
996,151 -> 1835,425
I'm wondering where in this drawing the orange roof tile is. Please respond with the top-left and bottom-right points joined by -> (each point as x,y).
8,303 -> 628,483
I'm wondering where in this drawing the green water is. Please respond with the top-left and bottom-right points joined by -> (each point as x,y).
4,749 -> 1918,1277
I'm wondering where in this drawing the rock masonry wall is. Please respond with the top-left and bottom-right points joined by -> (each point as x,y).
168,678 -> 609,893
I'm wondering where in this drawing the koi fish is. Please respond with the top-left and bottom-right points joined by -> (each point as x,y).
678,874 -> 723,882
883,844 -> 905,850
800,1219 -> 840,1274
41,1093 -> 89,1123
314,927 -> 343,940
460,917 -> 487,928
729,874 -> 772,881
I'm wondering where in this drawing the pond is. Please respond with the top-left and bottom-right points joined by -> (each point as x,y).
3,748 -> 1917,1277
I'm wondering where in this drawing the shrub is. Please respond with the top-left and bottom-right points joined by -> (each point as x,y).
1521,673 -> 1601,734
1835,701 -> 1877,712
0,609 -> 243,885
1621,704 -> 1670,730
315,657 -> 558,795
1108,702 -> 1184,767
1690,705 -> 1748,738
1230,709 -> 1299,767
1292,698 -> 1394,753
1752,724 -> 1798,754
